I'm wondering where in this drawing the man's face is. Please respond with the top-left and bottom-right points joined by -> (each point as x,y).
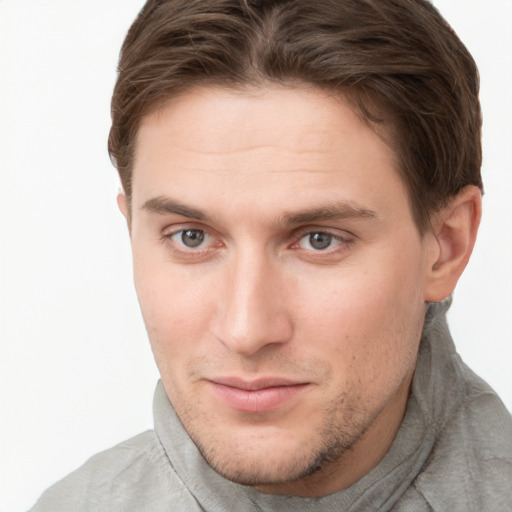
127,86 -> 436,496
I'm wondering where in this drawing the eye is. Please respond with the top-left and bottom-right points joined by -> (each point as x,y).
170,229 -> 210,249
297,231 -> 345,251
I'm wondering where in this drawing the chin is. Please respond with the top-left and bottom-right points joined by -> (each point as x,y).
190,417 -> 360,490
200,442 -> 319,487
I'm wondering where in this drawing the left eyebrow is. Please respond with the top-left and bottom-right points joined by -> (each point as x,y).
282,201 -> 378,225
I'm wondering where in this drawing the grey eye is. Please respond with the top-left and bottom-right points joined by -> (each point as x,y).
307,232 -> 333,250
181,229 -> 206,248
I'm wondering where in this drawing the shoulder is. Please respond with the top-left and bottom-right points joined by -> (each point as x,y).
29,430 -> 201,512
414,360 -> 512,511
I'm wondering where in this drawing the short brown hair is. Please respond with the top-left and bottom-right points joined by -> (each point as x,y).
108,0 -> 482,233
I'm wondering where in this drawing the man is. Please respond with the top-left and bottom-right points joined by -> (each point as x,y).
31,0 -> 512,510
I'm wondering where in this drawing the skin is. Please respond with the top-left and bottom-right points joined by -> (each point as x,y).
119,85 -> 481,497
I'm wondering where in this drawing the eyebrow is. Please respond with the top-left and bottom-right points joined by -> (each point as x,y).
282,202 -> 378,225
142,196 -> 378,225
142,196 -> 207,220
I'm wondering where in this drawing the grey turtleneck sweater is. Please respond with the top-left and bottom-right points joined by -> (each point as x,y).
30,301 -> 512,511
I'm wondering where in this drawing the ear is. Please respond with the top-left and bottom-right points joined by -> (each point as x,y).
116,190 -> 132,232
117,190 -> 128,217
424,185 -> 482,302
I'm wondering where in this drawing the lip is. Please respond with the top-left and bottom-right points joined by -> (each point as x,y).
207,377 -> 310,413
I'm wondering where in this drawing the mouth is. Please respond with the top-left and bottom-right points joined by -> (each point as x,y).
206,377 -> 311,413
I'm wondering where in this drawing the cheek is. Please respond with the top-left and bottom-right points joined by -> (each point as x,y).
295,256 -> 425,386
132,258 -> 215,360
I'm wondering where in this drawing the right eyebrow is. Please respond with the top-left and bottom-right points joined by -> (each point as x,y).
142,196 -> 206,220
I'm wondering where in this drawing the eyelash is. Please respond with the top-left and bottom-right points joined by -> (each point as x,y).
161,227 -> 221,259
161,226 -> 355,260
290,229 -> 354,255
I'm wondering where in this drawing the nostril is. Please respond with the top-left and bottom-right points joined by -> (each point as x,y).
212,309 -> 294,357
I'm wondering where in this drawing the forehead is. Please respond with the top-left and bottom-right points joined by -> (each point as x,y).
132,85 -> 409,224
137,85 -> 394,166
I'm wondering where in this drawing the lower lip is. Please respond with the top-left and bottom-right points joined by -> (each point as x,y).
208,382 -> 309,413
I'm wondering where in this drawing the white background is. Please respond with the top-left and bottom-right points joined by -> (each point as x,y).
0,1 -> 510,511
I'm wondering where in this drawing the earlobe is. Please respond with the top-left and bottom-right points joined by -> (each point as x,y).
424,185 -> 482,302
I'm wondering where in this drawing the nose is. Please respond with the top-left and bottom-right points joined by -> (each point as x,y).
212,250 -> 294,356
